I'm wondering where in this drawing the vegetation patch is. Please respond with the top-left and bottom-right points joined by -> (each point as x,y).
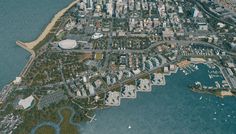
60,108 -> 78,134
36,125 -> 55,134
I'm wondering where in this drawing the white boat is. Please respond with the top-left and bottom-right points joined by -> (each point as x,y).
199,96 -> 202,100
128,125 -> 131,129
209,74 -> 212,79
185,68 -> 191,73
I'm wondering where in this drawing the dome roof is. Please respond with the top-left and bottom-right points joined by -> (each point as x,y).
58,39 -> 77,49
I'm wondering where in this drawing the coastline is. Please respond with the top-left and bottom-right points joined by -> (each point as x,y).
16,0 -> 79,51
220,90 -> 234,97
16,41 -> 35,77
15,0 -> 79,78
0,0 -> 79,103
79,65 -> 236,134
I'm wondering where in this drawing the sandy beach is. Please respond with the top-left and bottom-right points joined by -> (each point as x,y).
220,90 -> 234,97
18,0 -> 79,50
15,0 -> 79,77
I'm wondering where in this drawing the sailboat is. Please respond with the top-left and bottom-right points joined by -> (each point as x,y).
199,96 -> 202,100
128,125 -> 131,129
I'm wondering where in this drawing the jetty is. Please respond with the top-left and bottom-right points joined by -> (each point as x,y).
15,0 -> 80,77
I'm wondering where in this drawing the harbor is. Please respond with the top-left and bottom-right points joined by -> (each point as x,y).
79,63 -> 236,134
190,63 -> 236,98
104,62 -> 236,107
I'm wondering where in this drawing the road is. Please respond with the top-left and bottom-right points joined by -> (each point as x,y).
36,38 -> 236,97
191,0 -> 236,27
51,40 -> 236,56
102,8 -> 114,70
59,60 -> 75,97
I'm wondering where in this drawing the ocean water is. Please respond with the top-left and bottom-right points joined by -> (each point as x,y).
0,0 -> 73,89
1,1 -> 236,134
79,64 -> 236,134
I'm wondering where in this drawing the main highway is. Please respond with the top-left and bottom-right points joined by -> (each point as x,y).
51,40 -> 236,56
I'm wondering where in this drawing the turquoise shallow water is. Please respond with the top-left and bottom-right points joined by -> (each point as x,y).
79,64 -> 236,134
0,0 -> 73,89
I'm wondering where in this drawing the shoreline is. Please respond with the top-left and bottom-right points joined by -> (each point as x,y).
220,90 -> 234,97
0,0 -> 79,103
16,41 -> 35,77
191,87 -> 235,98
15,0 -> 79,78
16,0 -> 79,51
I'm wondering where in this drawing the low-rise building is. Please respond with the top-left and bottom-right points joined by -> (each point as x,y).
227,68 -> 234,76
152,73 -> 165,85
13,77 -> 22,85
137,79 -> 151,92
164,67 -> 169,73
86,83 -> 96,96
163,28 -> 174,38
121,85 -> 136,98
170,64 -> 176,71
105,91 -> 120,106
18,95 -> 34,109
38,91 -> 67,110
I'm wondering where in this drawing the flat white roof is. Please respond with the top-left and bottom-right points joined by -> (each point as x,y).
91,33 -> 103,39
18,95 -> 34,109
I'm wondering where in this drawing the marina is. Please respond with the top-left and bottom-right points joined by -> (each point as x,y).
79,64 -> 236,134
180,64 -> 199,76
104,63 -> 234,107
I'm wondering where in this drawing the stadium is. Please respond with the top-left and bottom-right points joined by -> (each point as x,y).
58,39 -> 77,49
